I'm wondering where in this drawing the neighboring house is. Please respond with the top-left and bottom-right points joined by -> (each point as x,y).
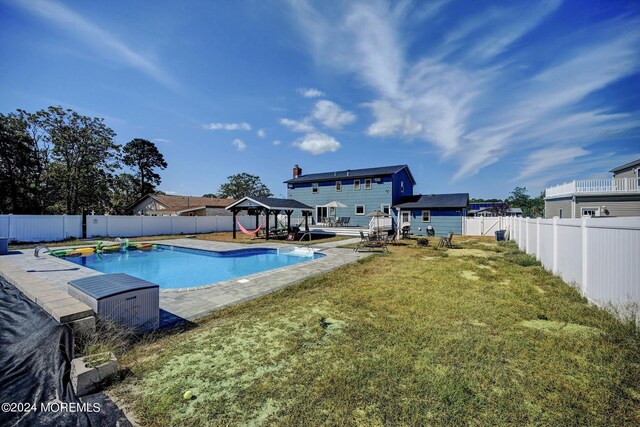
394,193 -> 469,237
544,158 -> 640,218
469,202 -> 522,217
131,194 -> 234,216
285,164 -> 416,228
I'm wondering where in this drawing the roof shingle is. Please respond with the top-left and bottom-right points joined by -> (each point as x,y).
284,164 -> 415,184
394,193 -> 469,209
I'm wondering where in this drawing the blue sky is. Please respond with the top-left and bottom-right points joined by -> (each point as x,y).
1,0 -> 639,199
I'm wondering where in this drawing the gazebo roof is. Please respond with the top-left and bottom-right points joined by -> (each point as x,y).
225,196 -> 313,211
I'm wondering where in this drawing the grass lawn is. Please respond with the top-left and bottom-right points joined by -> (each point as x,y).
8,231 -> 349,249
109,237 -> 640,426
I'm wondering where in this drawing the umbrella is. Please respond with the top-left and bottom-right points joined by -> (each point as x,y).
366,210 -> 389,233
323,201 -> 348,220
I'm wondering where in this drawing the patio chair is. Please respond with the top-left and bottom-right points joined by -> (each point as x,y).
343,217 -> 351,226
438,232 -> 454,248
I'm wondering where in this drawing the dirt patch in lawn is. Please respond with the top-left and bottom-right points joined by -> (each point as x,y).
461,270 -> 480,281
448,248 -> 500,258
521,320 -> 601,337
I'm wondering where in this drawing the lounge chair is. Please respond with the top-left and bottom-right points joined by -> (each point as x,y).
438,232 -> 454,248
343,217 -> 351,226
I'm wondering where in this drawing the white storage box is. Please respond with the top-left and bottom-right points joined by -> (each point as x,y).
68,273 -> 159,331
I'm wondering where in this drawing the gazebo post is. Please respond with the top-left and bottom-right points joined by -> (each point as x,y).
265,208 -> 270,240
232,208 -> 237,239
272,210 -> 280,231
255,208 -> 259,229
286,210 -> 293,232
304,211 -> 309,232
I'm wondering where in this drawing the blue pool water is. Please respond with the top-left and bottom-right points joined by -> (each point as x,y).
63,245 -> 324,289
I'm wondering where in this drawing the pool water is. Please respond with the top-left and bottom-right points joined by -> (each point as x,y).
63,245 -> 324,289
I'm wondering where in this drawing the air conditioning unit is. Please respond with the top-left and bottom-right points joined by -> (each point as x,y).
68,273 -> 159,331
374,177 -> 382,182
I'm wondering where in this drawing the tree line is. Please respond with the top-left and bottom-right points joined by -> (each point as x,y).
472,187 -> 545,217
0,106 -> 167,215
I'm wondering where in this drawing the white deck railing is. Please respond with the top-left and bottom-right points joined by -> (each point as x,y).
546,177 -> 639,198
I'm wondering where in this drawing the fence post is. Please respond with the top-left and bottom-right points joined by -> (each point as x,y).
62,214 -> 66,239
195,216 -> 198,234
105,215 -> 110,237
581,215 -> 588,296
141,216 -> 145,236
7,214 -> 12,241
536,217 -> 541,260
552,216 -> 558,274
525,218 -> 530,253
518,218 -> 525,249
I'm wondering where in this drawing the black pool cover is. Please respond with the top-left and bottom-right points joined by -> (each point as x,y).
0,277 -> 129,426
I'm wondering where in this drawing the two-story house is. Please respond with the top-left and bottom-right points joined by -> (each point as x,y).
544,158 -> 640,218
285,164 -> 416,228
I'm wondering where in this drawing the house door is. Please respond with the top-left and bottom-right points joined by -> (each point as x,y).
316,206 -> 328,223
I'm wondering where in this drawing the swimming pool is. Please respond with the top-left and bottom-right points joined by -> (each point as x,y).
63,245 -> 324,289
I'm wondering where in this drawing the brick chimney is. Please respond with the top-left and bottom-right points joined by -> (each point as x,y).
293,164 -> 302,179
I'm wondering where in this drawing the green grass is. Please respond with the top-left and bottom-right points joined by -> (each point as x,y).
109,237 -> 640,426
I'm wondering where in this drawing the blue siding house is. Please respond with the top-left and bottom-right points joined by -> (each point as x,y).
285,164 -> 416,227
394,193 -> 469,237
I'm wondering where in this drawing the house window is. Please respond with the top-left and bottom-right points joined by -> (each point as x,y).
381,204 -> 390,215
400,181 -> 405,193
355,204 -> 365,215
401,212 -> 410,224
354,179 -> 361,191
558,208 -> 563,219
336,181 -> 342,192
312,183 -> 318,194
422,210 -> 431,222
582,207 -> 598,217
365,179 -> 372,190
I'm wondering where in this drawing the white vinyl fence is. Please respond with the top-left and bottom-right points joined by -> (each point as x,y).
506,216 -> 640,314
0,214 -> 268,242
463,217 -> 506,236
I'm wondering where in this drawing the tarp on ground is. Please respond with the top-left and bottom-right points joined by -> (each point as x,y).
0,277 -> 129,426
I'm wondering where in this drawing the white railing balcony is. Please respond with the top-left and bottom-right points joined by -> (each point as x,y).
546,177 -> 639,198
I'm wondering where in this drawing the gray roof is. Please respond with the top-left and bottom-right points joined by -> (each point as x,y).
394,193 -> 470,209
226,196 -> 313,211
610,158 -> 640,173
284,164 -> 416,184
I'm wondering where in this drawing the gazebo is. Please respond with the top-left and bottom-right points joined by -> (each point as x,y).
225,196 -> 313,240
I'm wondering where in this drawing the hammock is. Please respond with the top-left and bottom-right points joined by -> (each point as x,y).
237,219 -> 265,235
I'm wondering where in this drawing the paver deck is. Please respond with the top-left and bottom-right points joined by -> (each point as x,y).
0,238 -> 367,325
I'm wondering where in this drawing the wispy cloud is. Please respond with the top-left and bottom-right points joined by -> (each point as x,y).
152,138 -> 171,144
293,132 -> 341,155
289,1 -> 640,186
12,0 -> 178,90
280,118 -> 315,133
517,146 -> 590,181
272,140 -> 282,146
256,128 -> 266,138
297,87 -> 325,98
204,122 -> 252,131
232,138 -> 247,151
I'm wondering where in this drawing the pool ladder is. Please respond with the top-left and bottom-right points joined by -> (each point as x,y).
34,246 -> 51,257
298,232 -> 316,252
